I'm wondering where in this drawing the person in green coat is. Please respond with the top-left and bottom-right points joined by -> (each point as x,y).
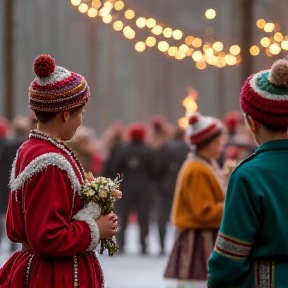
208,58 -> 288,288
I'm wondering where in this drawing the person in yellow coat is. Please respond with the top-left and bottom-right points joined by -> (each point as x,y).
164,113 -> 226,288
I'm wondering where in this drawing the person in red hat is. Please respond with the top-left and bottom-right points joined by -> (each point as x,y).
0,55 -> 117,288
164,113 -> 226,287
208,58 -> 288,288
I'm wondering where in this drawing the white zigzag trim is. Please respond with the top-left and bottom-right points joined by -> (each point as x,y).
35,66 -> 71,86
249,70 -> 288,100
9,152 -> 82,194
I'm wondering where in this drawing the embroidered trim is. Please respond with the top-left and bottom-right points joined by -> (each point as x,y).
73,255 -> 79,288
215,232 -> 252,259
24,254 -> 34,285
257,260 -> 275,288
9,152 -> 82,194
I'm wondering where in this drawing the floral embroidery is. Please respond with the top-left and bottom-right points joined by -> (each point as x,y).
215,232 -> 252,259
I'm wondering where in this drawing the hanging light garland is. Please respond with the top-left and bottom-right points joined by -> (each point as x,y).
70,0 -> 256,69
250,18 -> 288,57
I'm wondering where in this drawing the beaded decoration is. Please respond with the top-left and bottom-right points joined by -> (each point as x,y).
73,255 -> 79,288
29,55 -> 90,112
24,255 -> 34,286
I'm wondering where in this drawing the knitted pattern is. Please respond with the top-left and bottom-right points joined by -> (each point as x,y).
29,55 -> 90,112
186,113 -> 223,145
240,59 -> 288,126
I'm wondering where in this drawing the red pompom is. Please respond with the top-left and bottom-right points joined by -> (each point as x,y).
33,54 -> 56,78
189,115 -> 199,124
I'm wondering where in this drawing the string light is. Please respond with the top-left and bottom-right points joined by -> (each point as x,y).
168,46 -> 177,56
269,43 -> 281,55
185,36 -> 194,45
250,45 -> 260,56
179,44 -> 189,54
87,7 -> 98,17
274,32 -> 283,42
281,40 -> 288,50
212,41 -> 223,52
158,41 -> 169,52
192,38 -> 202,48
163,27 -> 173,38
114,1 -> 124,11
145,36 -> 156,47
71,0 -> 268,67
172,30 -> 183,40
146,18 -> 156,28
125,10 -> 135,19
102,14 -> 112,23
260,37 -> 271,48
229,45 -> 241,56
192,51 -> 203,62
205,47 -> 214,57
264,23 -> 275,33
136,17 -> 146,28
225,54 -> 237,65
99,7 -> 110,16
92,0 -> 102,9
135,41 -> 146,52
205,9 -> 216,19
71,0 -> 81,6
175,50 -> 186,60
151,25 -> 163,35
113,20 -> 124,31
196,62 -> 207,70
256,19 -> 266,29
78,3 -> 88,13
207,56 -> 219,66
123,26 -> 135,39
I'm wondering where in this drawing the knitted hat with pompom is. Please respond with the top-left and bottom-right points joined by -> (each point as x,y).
186,113 -> 223,145
29,54 -> 90,112
240,58 -> 288,126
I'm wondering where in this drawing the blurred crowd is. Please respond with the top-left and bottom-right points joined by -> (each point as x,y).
0,110 -> 257,256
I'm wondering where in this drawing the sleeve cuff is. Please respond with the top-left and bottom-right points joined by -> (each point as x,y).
72,203 -> 101,251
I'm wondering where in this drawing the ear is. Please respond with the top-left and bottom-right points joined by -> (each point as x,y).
246,114 -> 257,133
62,111 -> 70,123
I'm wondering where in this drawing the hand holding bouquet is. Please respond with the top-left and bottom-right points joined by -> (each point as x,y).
80,172 -> 122,256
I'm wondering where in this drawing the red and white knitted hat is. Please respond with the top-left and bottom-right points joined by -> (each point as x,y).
240,58 -> 288,126
186,113 -> 223,145
29,54 -> 90,112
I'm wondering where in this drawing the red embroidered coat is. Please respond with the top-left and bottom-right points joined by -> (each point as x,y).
0,136 -> 103,288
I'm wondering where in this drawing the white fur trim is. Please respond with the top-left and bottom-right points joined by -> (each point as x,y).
9,152 -> 82,193
250,71 -> 288,100
73,207 -> 100,251
36,66 -> 71,86
73,203 -> 101,221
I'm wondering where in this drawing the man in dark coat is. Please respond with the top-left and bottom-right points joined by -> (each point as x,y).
0,116 -> 32,252
154,127 -> 189,255
113,124 -> 155,254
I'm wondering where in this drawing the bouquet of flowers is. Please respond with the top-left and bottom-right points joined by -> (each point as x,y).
80,172 -> 122,256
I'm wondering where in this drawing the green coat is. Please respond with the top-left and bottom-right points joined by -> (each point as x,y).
208,139 -> 288,288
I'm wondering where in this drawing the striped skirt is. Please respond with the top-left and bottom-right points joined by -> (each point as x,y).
164,228 -> 218,280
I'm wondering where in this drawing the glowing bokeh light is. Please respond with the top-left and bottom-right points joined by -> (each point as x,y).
205,9 -> 216,19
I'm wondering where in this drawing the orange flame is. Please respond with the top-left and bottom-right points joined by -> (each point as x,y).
178,87 -> 198,128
